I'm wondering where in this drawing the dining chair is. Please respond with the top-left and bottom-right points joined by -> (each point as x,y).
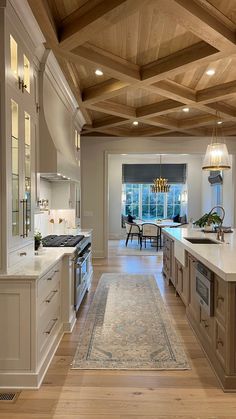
124,222 -> 142,247
141,223 -> 161,251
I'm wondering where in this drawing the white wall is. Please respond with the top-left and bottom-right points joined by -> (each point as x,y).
40,179 -> 52,207
202,155 -> 235,226
108,154 -> 203,239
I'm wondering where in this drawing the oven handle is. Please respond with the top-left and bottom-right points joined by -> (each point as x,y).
75,251 -> 91,266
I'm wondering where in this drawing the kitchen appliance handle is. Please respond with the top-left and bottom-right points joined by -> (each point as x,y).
20,199 -> 25,238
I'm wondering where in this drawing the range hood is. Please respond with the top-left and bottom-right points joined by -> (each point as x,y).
38,51 -> 84,181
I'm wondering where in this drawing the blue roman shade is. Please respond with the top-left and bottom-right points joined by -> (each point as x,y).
122,164 -> 187,184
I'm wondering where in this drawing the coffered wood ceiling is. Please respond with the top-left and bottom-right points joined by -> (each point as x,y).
28,0 -> 236,137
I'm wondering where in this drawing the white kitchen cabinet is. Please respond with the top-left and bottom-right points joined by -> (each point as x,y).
0,261 -> 63,388
0,281 -> 31,371
4,6 -> 38,257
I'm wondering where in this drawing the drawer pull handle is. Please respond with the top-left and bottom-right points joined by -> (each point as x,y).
217,339 -> 224,347
46,269 -> 59,281
44,318 -> 58,335
45,290 -> 58,303
202,319 -> 209,328
217,296 -> 224,303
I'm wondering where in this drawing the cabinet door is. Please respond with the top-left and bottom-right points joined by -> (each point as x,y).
0,282 -> 31,370
188,255 -> 200,321
8,95 -> 34,248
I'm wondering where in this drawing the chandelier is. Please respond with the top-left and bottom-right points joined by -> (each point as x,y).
151,155 -> 170,193
202,113 -> 231,171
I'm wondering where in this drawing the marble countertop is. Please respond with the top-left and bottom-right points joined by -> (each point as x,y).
0,247 -> 76,280
0,229 -> 93,280
163,227 -> 236,281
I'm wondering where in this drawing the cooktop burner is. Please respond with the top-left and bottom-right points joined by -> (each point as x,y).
42,235 -> 85,247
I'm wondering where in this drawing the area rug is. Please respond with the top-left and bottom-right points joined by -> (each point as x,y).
72,273 -> 190,370
116,240 -> 162,256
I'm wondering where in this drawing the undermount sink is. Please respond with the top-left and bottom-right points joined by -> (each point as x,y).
184,237 -> 219,244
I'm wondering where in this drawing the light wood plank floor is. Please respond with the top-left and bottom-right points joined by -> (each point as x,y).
1,242 -> 236,418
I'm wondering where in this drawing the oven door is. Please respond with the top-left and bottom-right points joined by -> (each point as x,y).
195,270 -> 214,316
74,251 -> 90,310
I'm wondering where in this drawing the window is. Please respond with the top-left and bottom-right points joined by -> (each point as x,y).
122,183 -> 184,220
10,35 -> 18,78
211,183 -> 223,213
23,54 -> 30,93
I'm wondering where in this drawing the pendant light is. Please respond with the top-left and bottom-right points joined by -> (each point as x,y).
202,113 -> 231,171
151,155 -> 170,193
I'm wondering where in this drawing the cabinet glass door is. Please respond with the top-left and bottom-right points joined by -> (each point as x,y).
11,100 -> 19,236
24,112 -> 31,236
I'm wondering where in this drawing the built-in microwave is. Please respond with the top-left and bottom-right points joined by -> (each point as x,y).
195,261 -> 214,316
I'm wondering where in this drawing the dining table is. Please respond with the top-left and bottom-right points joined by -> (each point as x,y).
135,219 -> 182,247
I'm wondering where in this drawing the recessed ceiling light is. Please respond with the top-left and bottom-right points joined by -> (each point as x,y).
57,173 -> 61,176
133,121 -> 139,126
206,69 -> 215,76
182,107 -> 189,113
95,69 -> 103,76
121,154 -> 127,156
217,120 -> 223,125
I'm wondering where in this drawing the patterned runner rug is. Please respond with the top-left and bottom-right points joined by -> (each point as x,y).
72,273 -> 190,370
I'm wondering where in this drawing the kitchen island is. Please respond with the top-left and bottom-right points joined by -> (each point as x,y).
162,227 -> 236,391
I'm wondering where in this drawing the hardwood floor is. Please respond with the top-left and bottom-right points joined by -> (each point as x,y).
1,242 -> 236,418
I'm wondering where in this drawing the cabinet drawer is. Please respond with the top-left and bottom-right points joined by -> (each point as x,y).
215,275 -> 227,326
38,263 -> 60,303
199,306 -> 214,345
215,320 -> 226,368
37,302 -> 61,363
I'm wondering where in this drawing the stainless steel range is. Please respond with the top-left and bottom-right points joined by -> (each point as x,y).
42,234 -> 92,311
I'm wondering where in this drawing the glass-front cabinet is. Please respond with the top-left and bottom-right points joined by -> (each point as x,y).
6,28 -> 36,250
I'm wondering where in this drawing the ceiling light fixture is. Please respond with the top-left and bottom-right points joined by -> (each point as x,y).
217,121 -> 223,125
95,69 -> 103,76
182,107 -> 189,113
206,69 -> 215,76
151,155 -> 170,193
202,112 -> 231,171
133,121 -> 139,126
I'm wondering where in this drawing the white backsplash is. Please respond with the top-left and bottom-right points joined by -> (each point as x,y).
35,209 -> 76,237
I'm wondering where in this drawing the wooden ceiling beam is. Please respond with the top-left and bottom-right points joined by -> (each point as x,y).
136,99 -> 184,118
206,102 -> 236,120
149,80 -> 196,103
82,79 -> 130,104
59,0 -> 151,50
71,44 -> 140,82
141,42 -> 219,83
85,101 -> 136,119
156,0 -> 236,51
197,80 -> 236,104
179,114 -> 218,129
27,0 -> 59,44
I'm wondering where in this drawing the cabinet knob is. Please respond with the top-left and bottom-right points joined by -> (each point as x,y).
217,339 -> 224,347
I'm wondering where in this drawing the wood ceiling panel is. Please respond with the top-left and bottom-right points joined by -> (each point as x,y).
171,56 -> 236,91
47,0 -> 101,24
29,0 -> 236,137
88,4 -> 200,66
109,88 -> 165,108
167,108 -> 206,120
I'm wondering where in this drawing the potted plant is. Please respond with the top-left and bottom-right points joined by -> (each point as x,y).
194,212 -> 223,230
34,231 -> 42,251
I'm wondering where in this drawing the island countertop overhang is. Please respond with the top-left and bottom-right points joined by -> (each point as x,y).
163,227 -> 236,282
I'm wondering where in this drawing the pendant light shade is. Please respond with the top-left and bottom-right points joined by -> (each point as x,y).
202,143 -> 231,171
202,112 -> 231,171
